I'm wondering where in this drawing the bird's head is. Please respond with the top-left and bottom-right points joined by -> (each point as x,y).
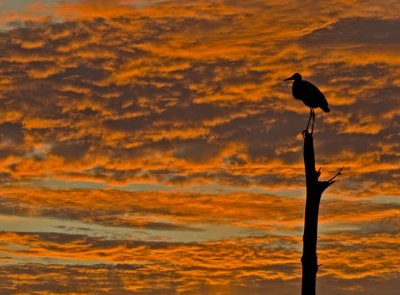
283,73 -> 302,81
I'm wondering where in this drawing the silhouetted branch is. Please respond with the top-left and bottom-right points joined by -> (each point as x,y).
326,167 -> 343,183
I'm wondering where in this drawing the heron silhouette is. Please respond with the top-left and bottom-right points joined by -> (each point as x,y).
284,73 -> 330,133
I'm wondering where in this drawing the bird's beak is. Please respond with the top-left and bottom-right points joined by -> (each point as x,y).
283,76 -> 294,81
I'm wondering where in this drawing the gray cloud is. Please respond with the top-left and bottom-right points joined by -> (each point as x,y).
301,18 -> 400,46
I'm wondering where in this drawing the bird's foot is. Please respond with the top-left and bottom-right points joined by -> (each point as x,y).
304,108 -> 314,135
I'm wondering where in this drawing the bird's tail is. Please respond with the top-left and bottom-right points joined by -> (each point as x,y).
322,105 -> 330,113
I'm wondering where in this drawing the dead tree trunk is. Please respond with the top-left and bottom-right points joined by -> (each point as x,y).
301,130 -> 342,295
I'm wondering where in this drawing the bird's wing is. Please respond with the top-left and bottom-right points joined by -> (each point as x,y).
303,81 -> 329,106
302,81 -> 324,97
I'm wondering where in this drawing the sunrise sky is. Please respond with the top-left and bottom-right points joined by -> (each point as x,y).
0,0 -> 399,294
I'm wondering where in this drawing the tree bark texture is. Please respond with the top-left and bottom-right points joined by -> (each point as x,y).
301,130 -> 340,295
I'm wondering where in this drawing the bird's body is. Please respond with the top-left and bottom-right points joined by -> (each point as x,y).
283,73 -> 330,132
285,73 -> 330,113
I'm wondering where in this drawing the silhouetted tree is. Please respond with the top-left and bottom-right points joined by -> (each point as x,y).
301,129 -> 342,295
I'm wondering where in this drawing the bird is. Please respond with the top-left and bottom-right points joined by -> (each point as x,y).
283,73 -> 330,132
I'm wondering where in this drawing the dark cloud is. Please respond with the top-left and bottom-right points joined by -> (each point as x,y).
173,138 -> 223,163
301,18 -> 400,46
50,140 -> 90,162
317,276 -> 400,295
0,122 -> 24,144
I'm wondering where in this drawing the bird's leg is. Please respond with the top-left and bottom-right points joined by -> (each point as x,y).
311,109 -> 315,134
305,107 -> 313,132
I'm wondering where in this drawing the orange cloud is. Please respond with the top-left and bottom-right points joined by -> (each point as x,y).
0,0 -> 398,198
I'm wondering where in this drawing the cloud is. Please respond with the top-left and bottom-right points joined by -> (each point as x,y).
0,229 -> 398,294
0,187 -> 398,239
301,18 -> 400,46
3,1 -> 400,211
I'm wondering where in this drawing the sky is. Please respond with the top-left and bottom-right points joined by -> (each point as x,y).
0,0 -> 399,294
